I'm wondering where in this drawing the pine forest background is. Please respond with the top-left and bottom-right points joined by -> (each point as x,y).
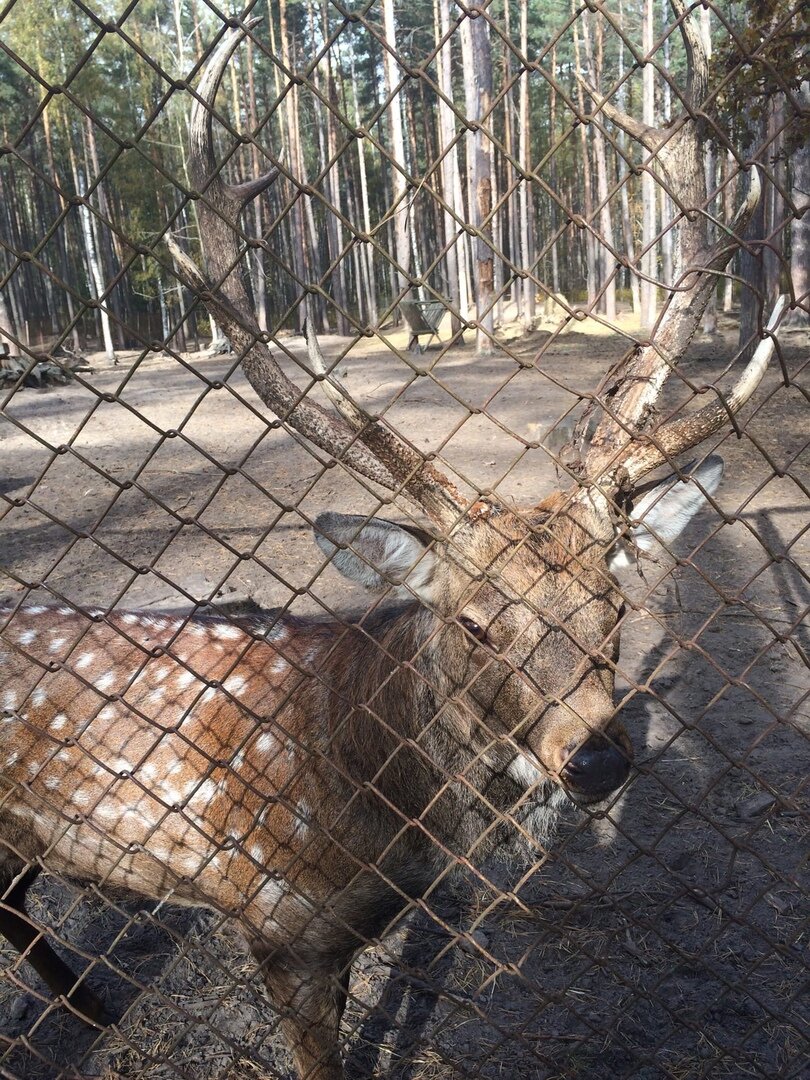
0,0 -> 807,369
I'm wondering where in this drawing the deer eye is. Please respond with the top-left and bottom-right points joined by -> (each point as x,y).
458,615 -> 488,643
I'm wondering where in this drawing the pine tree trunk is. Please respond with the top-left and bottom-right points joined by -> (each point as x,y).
321,6 -> 350,336
722,150 -> 736,312
0,290 -> 19,360
503,0 -> 520,308
350,54 -> 378,327
549,44 -> 561,297
246,35 -> 268,334
764,96 -> 785,307
786,82 -> 809,325
382,0 -> 410,303
640,0 -> 657,328
461,12 -> 495,353
78,194 -> 115,360
700,5 -> 717,335
614,8 -> 640,323
280,0 -> 310,333
83,118 -> 124,349
40,98 -> 82,350
437,0 -> 469,332
738,118 -> 769,362
66,125 -> 114,361
584,13 -> 616,320
519,0 -> 535,328
573,10 -> 597,308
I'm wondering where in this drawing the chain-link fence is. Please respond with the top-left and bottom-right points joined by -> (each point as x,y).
0,1 -> 807,1078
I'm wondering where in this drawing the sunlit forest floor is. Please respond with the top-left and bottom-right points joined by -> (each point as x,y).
1,314 -> 807,1079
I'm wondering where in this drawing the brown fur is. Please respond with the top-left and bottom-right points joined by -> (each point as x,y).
0,502 -> 632,1078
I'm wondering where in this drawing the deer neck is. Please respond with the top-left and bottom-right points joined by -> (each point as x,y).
312,603 -> 502,850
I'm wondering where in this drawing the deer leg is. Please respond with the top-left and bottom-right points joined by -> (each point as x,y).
0,852 -> 109,1027
252,945 -> 348,1080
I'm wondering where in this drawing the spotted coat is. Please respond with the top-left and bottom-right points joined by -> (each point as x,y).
0,607 -> 336,937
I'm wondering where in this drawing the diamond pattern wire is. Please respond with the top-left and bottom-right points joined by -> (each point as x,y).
0,1 -> 807,1079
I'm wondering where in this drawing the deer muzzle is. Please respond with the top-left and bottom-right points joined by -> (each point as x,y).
559,730 -> 631,802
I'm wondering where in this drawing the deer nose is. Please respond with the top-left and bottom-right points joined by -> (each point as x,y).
560,736 -> 630,800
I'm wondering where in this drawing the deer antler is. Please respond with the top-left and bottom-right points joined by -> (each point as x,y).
577,0 -> 782,506
170,21 -> 467,529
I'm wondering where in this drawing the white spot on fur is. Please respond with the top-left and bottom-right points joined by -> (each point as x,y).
194,779 -> 218,804
200,686 -> 217,703
27,606 -> 47,615
154,666 -> 170,684
18,629 -> 36,646
256,876 -> 285,909
2,691 -> 17,712
292,800 -> 310,838
213,624 -> 240,641
174,849 -> 204,875
110,755 -> 135,774
256,733 -> 275,754
75,653 -> 95,671
51,714 -> 68,731
158,786 -> 183,805
5,751 -> 19,768
224,675 -> 246,694
31,688 -> 47,707
122,613 -> 140,625
96,672 -> 115,692
49,637 -> 66,652
271,657 -> 288,676
176,670 -> 197,690
158,770 -> 193,801
140,763 -> 158,782
249,843 -> 264,862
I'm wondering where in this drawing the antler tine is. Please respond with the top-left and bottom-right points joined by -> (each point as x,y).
618,294 -> 787,485
578,0 -> 771,503
168,24 -> 402,493
173,23 -> 466,530
304,319 -> 467,528
189,19 -> 279,246
583,168 -> 763,487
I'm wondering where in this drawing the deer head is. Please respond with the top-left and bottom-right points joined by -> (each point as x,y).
168,13 -> 784,812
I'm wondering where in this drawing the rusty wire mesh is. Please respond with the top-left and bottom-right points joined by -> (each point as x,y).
0,0 -> 807,1078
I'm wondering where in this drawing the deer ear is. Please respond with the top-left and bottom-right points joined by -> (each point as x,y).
314,513 -> 437,599
608,456 -> 724,571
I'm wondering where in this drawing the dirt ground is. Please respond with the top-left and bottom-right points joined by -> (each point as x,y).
0,312 -> 808,1079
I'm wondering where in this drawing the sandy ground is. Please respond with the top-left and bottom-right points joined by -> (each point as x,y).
0,312 -> 808,1079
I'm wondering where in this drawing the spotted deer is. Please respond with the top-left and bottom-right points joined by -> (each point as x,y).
0,11 -> 787,1080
